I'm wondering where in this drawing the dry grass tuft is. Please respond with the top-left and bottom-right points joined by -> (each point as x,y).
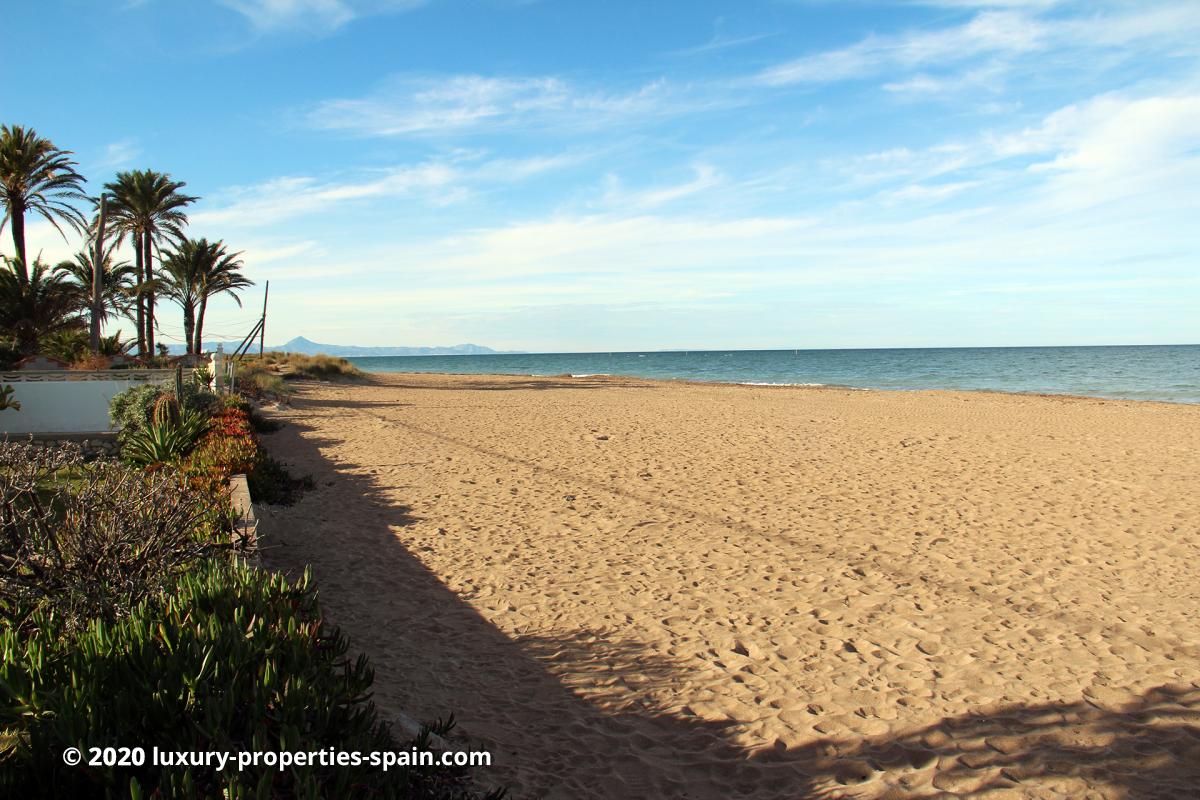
243,351 -> 363,380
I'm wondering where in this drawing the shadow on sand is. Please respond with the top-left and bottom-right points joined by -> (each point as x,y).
256,409 -> 1200,800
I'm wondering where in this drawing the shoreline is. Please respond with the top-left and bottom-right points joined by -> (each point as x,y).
346,369 -> 1200,408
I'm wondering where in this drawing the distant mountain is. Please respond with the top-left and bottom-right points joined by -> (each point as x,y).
166,337 -> 514,357
267,337 -> 511,357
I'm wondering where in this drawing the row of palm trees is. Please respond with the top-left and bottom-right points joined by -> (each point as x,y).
0,124 -> 251,360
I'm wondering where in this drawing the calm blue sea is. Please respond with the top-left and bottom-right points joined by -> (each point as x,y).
349,345 -> 1200,404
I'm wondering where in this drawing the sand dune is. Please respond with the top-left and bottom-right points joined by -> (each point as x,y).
257,374 -> 1200,799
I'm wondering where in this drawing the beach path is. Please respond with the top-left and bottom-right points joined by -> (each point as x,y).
258,373 -> 1200,799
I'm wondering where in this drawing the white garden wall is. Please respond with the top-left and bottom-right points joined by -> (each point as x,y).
1,371 -> 176,435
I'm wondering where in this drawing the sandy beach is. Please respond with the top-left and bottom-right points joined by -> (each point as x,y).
257,373 -> 1200,799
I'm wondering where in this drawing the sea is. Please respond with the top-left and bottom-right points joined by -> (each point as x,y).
349,345 -> 1200,405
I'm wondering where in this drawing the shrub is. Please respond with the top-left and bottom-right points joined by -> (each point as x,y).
249,406 -> 283,433
249,453 -> 315,505
109,383 -> 218,444
243,352 -> 363,380
192,363 -> 213,390
179,406 -> 311,505
0,559 -> 491,799
0,442 -> 233,630
236,363 -> 289,399
108,383 -> 161,437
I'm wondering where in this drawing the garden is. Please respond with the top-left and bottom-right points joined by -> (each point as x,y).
1,374 -> 498,798
1,123 -> 498,798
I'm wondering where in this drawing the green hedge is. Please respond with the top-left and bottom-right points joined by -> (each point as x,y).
0,560 -> 480,799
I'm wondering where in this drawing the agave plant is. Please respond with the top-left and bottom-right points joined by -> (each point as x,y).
121,403 -> 209,467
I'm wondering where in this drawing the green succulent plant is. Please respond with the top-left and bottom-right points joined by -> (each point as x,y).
121,407 -> 208,467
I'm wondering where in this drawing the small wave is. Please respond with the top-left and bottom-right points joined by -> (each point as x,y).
739,381 -> 826,387
571,373 -> 610,378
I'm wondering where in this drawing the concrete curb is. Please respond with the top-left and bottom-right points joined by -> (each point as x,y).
229,473 -> 260,565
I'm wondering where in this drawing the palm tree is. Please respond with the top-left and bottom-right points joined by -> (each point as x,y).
160,238 -> 252,354
0,256 -> 83,355
53,246 -> 136,330
40,328 -> 135,363
102,170 -> 196,356
0,125 -> 87,269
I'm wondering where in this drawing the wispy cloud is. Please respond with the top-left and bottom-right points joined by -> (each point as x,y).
882,60 -> 1009,95
1010,92 -> 1200,211
215,0 -> 423,33
600,165 -> 723,210
190,152 -> 580,227
877,179 -> 983,204
241,240 -> 325,265
190,165 -> 456,227
93,138 -> 142,170
755,4 -> 1200,89
305,73 -> 730,137
909,0 -> 1064,7
757,10 -> 1045,86
667,31 -> 779,58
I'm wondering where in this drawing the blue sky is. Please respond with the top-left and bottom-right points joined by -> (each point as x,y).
4,0 -> 1199,351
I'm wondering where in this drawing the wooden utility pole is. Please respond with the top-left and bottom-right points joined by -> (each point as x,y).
90,194 -> 108,353
259,281 -> 269,356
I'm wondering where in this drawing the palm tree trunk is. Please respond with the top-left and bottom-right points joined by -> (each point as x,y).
10,204 -> 26,275
194,296 -> 208,354
182,301 -> 196,355
143,229 -> 155,356
133,236 -> 145,356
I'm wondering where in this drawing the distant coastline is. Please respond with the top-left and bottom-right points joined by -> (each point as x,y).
170,336 -> 521,357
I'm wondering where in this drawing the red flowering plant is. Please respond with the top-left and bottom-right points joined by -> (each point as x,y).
183,406 -> 260,491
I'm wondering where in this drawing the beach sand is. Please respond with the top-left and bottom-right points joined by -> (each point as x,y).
257,373 -> 1200,799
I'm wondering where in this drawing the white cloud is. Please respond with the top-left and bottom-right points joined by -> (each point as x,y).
601,165 -> 723,210
190,152 -> 579,227
309,76 -> 571,135
821,87 -> 1200,217
3,220 -> 80,265
911,0 -> 1063,7
403,213 -> 819,284
830,143 -> 974,186
305,73 -> 717,137
882,60 -> 1009,94
217,0 -> 355,31
1013,93 -> 1200,211
240,240 -> 324,265
94,138 -> 141,170
189,165 -> 456,227
215,0 -> 423,33
757,11 -> 1045,86
878,179 -> 983,204
667,31 -> 779,58
756,3 -> 1200,89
